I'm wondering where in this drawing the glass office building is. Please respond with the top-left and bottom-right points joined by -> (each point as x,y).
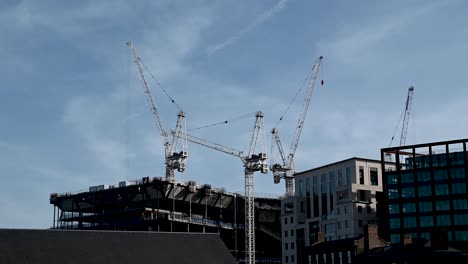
381,138 -> 468,247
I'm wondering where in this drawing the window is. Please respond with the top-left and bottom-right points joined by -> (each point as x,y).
291,217 -> 293,223
321,174 -> 328,216
357,190 -> 371,202
290,230 -> 294,236
402,203 -> 416,213
390,218 -> 400,229
388,188 -> 399,199
437,215 -> 451,226
285,256 -> 288,263
434,170 -> 448,180
366,206 -> 371,214
284,218 -> 288,225
452,183 -> 467,194
451,168 -> 465,179
291,242 -> 294,249
359,166 -> 364,184
337,207 -> 340,215
300,201 -> 304,213
404,217 -> 417,228
417,171 -> 431,182
338,221 -> 341,229
388,174 -> 398,184
321,174 -> 327,192
346,167 -> 351,184
338,169 -> 343,186
285,243 -> 288,250
291,255 -> 295,263
420,216 -> 434,227
454,199 -> 468,210
358,206 -> 362,213
344,206 -> 348,214
436,200 -> 450,211
401,173 -> 414,183
391,234 -> 401,243
306,177 -> 310,194
299,180 -> 304,197
359,220 -> 363,227
419,201 -> 432,212
370,167 -> 378,185
421,232 -> 431,240
401,187 -> 415,198
389,204 -> 400,214
418,185 -> 432,197
284,231 -> 288,237
455,231 -> 468,241
435,184 -> 449,195
454,214 -> 468,225
345,220 -> 348,228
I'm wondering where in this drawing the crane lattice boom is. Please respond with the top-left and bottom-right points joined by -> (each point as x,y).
271,56 -> 323,196
400,86 -> 414,146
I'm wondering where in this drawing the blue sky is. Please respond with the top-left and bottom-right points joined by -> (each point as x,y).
1,0 -> 467,228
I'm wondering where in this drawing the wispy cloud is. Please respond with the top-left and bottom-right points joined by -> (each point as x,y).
206,0 -> 289,55
317,1 -> 450,65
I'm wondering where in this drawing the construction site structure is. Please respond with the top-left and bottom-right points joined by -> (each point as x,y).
172,111 -> 269,264
49,177 -> 281,263
271,56 -> 324,196
127,41 -> 188,181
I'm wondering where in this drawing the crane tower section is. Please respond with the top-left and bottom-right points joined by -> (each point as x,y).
127,41 -> 188,181
172,111 -> 268,264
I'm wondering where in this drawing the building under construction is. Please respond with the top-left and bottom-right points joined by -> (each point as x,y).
49,176 -> 282,263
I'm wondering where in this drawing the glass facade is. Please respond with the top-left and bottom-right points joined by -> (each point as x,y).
383,141 -> 468,244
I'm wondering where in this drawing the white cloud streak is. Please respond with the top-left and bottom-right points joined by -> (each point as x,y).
206,0 -> 289,55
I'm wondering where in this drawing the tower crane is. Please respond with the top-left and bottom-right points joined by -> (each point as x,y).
171,111 -> 268,264
271,56 -> 323,196
387,86 -> 415,151
127,41 -> 188,181
399,86 -> 414,146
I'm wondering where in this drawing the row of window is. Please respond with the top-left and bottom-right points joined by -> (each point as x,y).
406,152 -> 466,169
284,255 -> 295,263
300,166 -> 379,196
284,242 -> 295,250
299,168 -> 353,197
390,215 -> 454,229
390,199 -> 468,214
284,229 -> 294,238
388,183 -> 467,199
391,230 -> 468,243
388,168 -> 465,184
284,216 -> 294,225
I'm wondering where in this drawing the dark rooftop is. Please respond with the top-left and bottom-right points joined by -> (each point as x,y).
0,229 -> 237,264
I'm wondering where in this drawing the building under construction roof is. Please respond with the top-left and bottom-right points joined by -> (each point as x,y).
50,176 -> 282,263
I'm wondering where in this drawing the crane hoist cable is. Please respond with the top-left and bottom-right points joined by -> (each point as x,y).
273,63 -> 324,129
187,111 -> 258,131
273,75 -> 310,129
137,57 -> 184,112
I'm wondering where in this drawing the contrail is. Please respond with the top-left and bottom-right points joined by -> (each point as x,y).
207,0 -> 289,56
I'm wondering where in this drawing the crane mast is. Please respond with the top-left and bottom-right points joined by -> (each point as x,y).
172,111 -> 268,264
127,41 -> 188,181
400,86 -> 414,146
271,56 -> 323,196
